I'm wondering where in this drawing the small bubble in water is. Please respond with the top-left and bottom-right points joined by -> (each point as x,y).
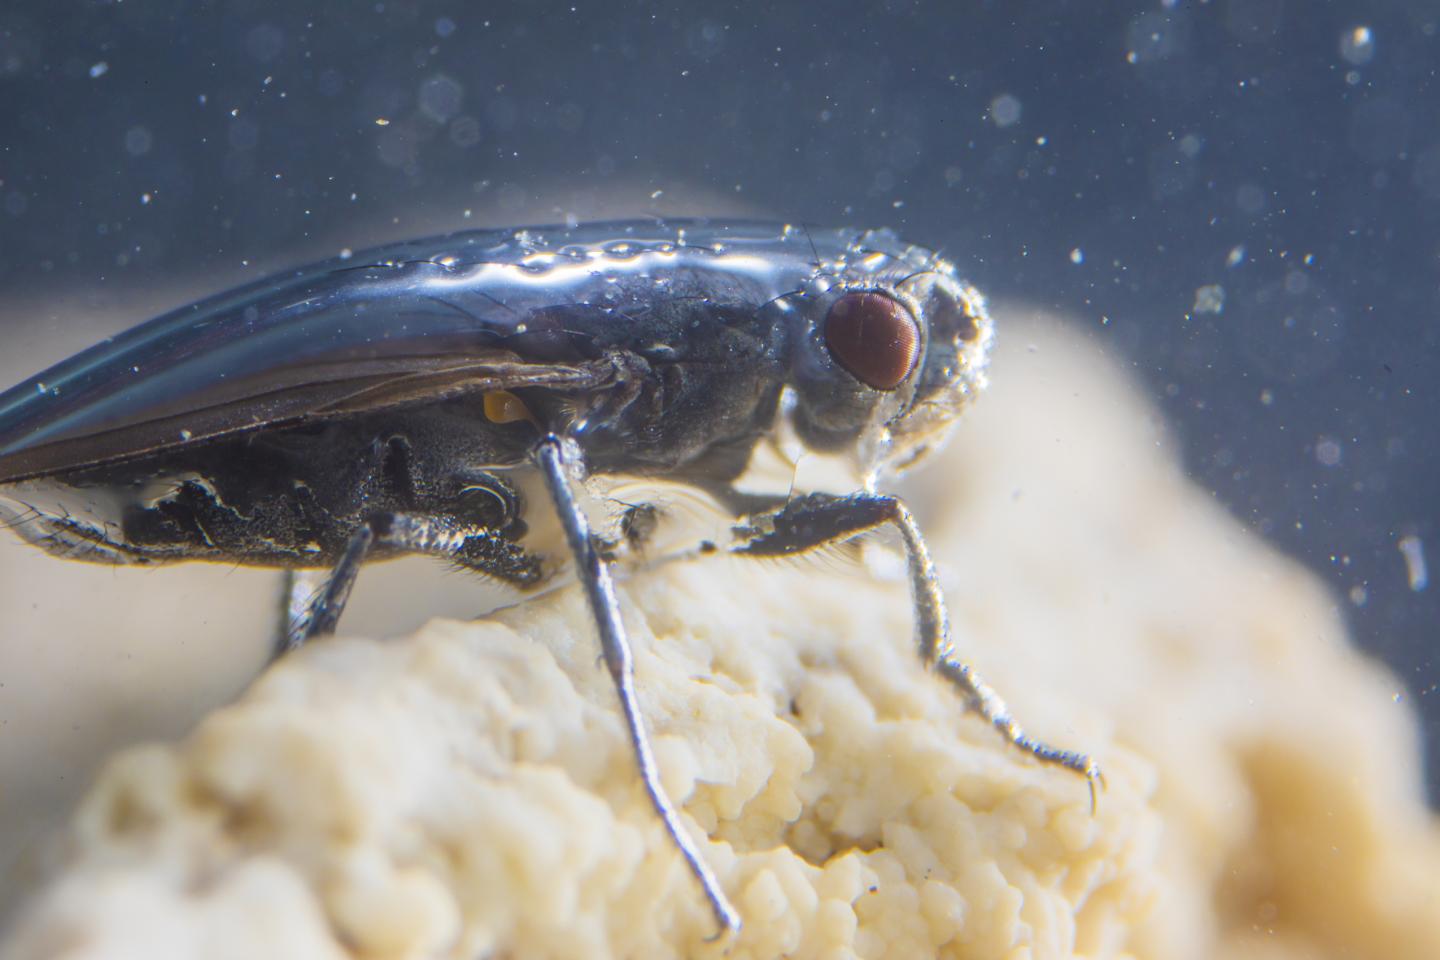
989,94 -> 1022,127
449,116 -> 481,148
1192,284 -> 1225,314
245,23 -> 285,63
124,126 -> 153,156
1069,248 -> 1084,264
1226,245 -> 1246,267
418,75 -> 463,123
1398,535 -> 1428,591
88,61 -> 109,79
1236,183 -> 1267,215
1340,26 -> 1375,65
1315,436 -> 1342,467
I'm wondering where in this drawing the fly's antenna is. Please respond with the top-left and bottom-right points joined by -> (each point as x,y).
894,268 -> 944,287
757,287 -> 807,313
800,222 -> 822,270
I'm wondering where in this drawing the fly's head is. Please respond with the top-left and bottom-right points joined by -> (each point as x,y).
787,261 -> 993,485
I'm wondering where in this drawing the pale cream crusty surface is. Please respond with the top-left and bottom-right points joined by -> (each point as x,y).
2,310 -> 1438,959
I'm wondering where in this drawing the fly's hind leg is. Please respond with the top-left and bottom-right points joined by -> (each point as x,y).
733,492 -> 1104,810
277,513 -> 540,653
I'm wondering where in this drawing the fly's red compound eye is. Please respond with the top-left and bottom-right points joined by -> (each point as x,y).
823,291 -> 921,390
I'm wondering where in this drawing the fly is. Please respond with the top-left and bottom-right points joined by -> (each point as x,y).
0,218 -> 1101,935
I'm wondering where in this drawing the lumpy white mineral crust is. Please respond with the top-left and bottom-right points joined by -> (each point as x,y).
2,309 -> 1438,959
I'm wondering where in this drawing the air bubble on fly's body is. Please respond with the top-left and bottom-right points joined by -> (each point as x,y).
805,274 -> 834,296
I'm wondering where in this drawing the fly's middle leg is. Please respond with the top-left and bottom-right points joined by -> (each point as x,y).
733,491 -> 1104,810
277,513 -> 540,653
275,567 -> 327,658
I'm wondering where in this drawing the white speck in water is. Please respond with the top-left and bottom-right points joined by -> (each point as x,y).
1226,245 -> 1246,267
179,429 -> 193,441
989,93 -> 1022,127
1349,584 -> 1368,606
375,117 -> 390,126
1398,535 -> 1428,591
1069,248 -> 1084,264
339,248 -> 353,259
140,193 -> 152,205
1259,388 -> 1274,406
1315,436 -> 1342,466
35,382 -> 46,395
89,62 -> 109,79
1193,283 -> 1225,314
650,190 -> 663,199
1340,26 -> 1375,66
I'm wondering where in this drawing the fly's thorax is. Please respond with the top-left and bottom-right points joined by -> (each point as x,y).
782,267 -> 993,486
531,297 -> 790,479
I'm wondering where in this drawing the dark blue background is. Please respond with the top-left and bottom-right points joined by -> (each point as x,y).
2,1 -> 1437,795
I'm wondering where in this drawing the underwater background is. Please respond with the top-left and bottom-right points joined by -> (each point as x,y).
0,1 -> 1436,801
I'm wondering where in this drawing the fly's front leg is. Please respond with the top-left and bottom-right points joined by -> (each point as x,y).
734,492 -> 1104,810
534,435 -> 741,939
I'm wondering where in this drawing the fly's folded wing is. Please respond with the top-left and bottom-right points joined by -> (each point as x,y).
0,218 -> 927,484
